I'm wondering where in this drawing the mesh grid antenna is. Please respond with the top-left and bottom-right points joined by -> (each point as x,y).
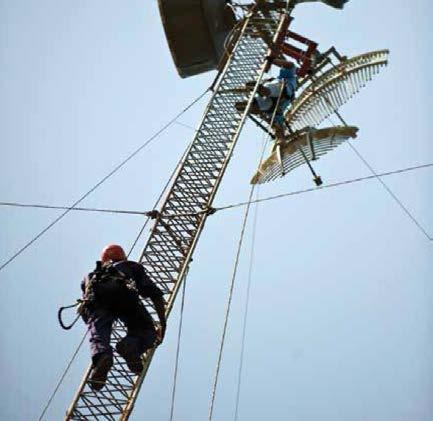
251,126 -> 358,184
286,50 -> 389,131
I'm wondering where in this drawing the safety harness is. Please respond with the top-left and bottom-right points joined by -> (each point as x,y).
58,261 -> 138,330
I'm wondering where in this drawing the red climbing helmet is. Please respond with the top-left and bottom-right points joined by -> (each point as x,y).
100,244 -> 127,263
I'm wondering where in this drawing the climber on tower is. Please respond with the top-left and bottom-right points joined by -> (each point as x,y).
236,61 -> 297,138
80,244 -> 167,391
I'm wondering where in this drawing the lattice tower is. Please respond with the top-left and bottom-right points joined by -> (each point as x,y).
65,3 -> 289,420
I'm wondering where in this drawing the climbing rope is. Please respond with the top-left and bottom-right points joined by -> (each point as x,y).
233,188 -> 260,421
231,128 -> 269,421
0,89 -> 209,273
209,91 -> 278,419
208,185 -> 256,421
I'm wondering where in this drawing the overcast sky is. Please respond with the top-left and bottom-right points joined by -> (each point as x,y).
1,1 -> 432,420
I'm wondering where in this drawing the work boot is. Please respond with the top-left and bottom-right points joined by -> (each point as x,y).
116,340 -> 144,375
89,352 -> 113,391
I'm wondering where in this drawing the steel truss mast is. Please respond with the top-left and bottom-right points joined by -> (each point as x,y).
65,3 -> 289,420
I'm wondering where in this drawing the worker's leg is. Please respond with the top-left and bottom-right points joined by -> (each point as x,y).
87,307 -> 115,360
271,98 -> 293,138
86,307 -> 115,390
116,302 -> 157,373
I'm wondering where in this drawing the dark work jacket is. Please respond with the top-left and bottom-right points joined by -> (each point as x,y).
81,260 -> 163,325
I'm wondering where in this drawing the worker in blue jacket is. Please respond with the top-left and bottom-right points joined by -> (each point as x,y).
236,62 -> 297,137
255,65 -> 297,128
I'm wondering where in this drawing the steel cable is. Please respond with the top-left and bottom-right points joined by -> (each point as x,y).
169,274 -> 188,421
314,84 -> 431,241
37,331 -> 88,420
0,202 -> 147,215
2,163 -> 431,235
215,162 -> 433,239
347,142 -> 432,241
